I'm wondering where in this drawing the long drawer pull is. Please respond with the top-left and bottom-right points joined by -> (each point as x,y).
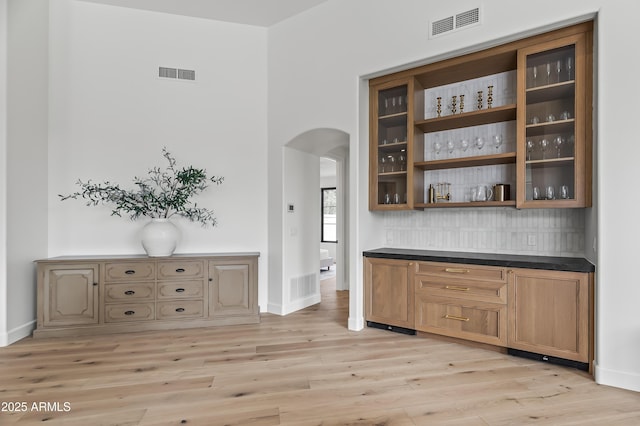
175,268 -> 186,273
444,314 -> 470,322
125,270 -> 136,275
445,285 -> 470,292
124,310 -> 135,316
175,288 -> 185,293
444,268 -> 470,274
124,290 -> 136,296
175,308 -> 185,313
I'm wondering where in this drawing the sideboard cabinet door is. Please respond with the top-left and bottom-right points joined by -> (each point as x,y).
209,258 -> 258,318
39,264 -> 99,327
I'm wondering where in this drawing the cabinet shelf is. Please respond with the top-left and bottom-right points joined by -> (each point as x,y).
378,112 -> 407,125
526,81 -> 575,104
378,141 -> 407,152
526,157 -> 575,168
415,104 -> 516,133
526,119 -> 574,137
415,152 -> 516,171
416,200 -> 517,209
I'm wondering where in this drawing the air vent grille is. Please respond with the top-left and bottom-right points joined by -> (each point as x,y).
456,8 -> 479,28
430,7 -> 481,38
159,67 -> 196,81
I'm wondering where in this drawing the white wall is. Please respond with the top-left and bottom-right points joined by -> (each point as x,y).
268,0 -> 640,391
0,0 -> 7,345
47,1 -> 269,309
3,0 -> 49,344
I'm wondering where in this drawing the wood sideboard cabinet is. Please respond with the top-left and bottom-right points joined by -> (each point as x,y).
35,253 -> 259,338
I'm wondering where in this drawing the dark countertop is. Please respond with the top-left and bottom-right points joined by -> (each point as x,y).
363,248 -> 595,273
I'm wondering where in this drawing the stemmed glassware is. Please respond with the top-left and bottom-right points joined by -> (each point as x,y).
447,140 -> 455,156
433,139 -> 443,158
556,59 -> 562,83
379,155 -> 387,173
492,134 -> 503,150
540,138 -> 550,159
474,136 -> 485,151
460,139 -> 469,153
553,136 -> 564,158
566,56 -> 573,80
526,139 -> 535,161
398,150 -> 407,171
546,62 -> 552,85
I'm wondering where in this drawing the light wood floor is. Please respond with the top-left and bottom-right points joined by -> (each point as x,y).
1,278 -> 639,425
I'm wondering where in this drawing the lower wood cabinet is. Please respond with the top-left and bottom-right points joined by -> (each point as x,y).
363,253 -> 594,369
35,253 -> 259,338
364,257 -> 415,330
507,268 -> 592,363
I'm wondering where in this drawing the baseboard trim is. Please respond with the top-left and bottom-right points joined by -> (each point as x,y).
595,361 -> 640,392
0,320 -> 35,347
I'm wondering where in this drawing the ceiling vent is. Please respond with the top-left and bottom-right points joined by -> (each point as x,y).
430,7 -> 481,38
159,67 -> 196,81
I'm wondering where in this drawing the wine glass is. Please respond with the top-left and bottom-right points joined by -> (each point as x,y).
379,155 -> 387,173
526,139 -> 535,161
492,134 -> 503,150
531,65 -> 538,87
546,62 -> 551,85
447,140 -> 455,156
553,136 -> 564,158
539,138 -> 550,159
566,56 -> 573,80
474,136 -> 485,151
556,59 -> 562,83
387,154 -> 396,172
398,150 -> 407,171
433,139 -> 443,158
460,139 -> 469,153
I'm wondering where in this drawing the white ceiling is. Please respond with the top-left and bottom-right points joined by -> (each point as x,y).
79,0 -> 328,27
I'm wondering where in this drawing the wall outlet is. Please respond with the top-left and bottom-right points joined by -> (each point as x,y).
527,234 -> 537,246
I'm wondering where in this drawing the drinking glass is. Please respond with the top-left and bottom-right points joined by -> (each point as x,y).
546,185 -> 555,200
433,139 -> 443,157
560,185 -> 570,199
379,155 -> 387,173
566,56 -> 573,80
532,65 -> 538,87
553,136 -> 564,158
556,59 -> 562,83
533,186 -> 541,200
447,140 -> 455,156
398,150 -> 407,171
526,139 -> 535,161
546,62 -> 552,84
460,139 -> 469,152
493,134 -> 503,150
539,138 -> 550,159
474,136 -> 485,151
387,154 -> 396,172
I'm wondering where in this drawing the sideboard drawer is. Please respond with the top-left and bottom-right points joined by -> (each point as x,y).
105,282 -> 155,302
157,260 -> 204,279
157,280 -> 204,299
105,262 -> 155,281
416,261 -> 506,282
157,300 -> 204,319
105,303 -> 155,322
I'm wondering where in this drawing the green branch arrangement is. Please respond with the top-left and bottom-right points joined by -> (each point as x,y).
59,148 -> 224,227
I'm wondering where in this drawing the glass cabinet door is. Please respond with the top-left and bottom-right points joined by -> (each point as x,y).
517,32 -> 592,208
370,81 -> 412,210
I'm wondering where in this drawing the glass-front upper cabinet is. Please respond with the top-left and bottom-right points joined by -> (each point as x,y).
516,31 -> 592,208
369,79 -> 423,210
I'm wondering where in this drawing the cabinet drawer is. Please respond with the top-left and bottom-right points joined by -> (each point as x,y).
415,295 -> 507,347
105,282 -> 155,302
157,280 -> 204,299
415,277 -> 507,304
157,300 -> 204,319
105,303 -> 155,322
157,261 -> 204,280
105,262 -> 155,281
416,261 -> 506,282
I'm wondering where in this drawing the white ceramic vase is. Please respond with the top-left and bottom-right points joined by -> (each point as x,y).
140,218 -> 179,257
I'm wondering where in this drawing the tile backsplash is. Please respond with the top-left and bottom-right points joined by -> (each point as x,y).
383,207 -> 585,257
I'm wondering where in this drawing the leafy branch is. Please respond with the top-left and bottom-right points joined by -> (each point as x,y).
59,148 -> 224,227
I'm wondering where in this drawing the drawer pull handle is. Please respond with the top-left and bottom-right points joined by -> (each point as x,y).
124,310 -> 135,316
125,270 -> 136,275
444,314 -> 470,322
444,268 -> 469,274
175,268 -> 185,273
124,290 -> 136,295
175,288 -> 185,293
445,285 -> 470,292
175,308 -> 185,313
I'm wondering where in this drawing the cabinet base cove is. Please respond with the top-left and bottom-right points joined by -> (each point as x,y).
34,253 -> 259,338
